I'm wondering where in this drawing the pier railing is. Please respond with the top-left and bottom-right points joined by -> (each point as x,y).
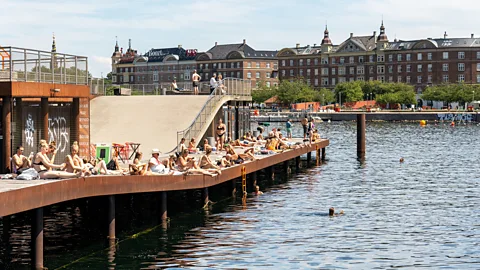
175,78 -> 252,152
0,46 -> 89,85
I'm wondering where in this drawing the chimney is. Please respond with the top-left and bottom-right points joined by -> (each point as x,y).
215,41 -> 218,46
471,33 -> 474,38
313,43 -> 317,47
243,39 -> 246,45
178,44 -> 182,49
444,31 -> 448,39
296,43 -> 300,48
373,31 -> 376,37
350,33 -> 353,38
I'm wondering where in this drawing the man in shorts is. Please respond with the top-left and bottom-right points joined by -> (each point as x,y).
301,115 -> 308,140
192,70 -> 201,95
286,119 -> 293,139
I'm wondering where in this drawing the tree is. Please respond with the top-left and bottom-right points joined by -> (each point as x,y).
334,81 -> 364,102
252,83 -> 277,103
276,79 -> 316,105
314,88 -> 335,104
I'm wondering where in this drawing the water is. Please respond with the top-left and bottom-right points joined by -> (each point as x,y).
1,122 -> 480,269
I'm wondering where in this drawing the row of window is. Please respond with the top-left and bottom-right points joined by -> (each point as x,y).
281,51 -> 480,67
117,65 -> 197,73
199,62 -> 278,70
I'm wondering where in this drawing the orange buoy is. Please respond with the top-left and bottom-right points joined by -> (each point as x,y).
420,120 -> 427,126
450,121 -> 455,126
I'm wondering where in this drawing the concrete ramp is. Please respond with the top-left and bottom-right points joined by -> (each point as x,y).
90,96 -> 209,154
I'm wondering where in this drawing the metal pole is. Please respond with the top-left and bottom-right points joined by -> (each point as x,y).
38,51 -> 41,82
24,49 -> 27,81
31,207 -> 44,270
75,56 -> 78,85
357,114 -> 366,158
9,47 -> 13,81
107,195 -> 115,241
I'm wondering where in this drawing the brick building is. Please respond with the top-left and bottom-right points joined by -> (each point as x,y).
195,39 -> 279,88
277,22 -> 480,95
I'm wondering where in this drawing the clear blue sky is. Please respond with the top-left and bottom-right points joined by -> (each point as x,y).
2,0 -> 479,77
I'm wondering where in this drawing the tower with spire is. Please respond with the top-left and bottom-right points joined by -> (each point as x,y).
376,20 -> 389,50
50,33 -> 59,70
321,25 -> 333,53
111,36 -> 122,74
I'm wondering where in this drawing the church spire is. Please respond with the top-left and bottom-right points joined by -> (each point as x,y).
51,33 -> 57,53
321,24 -> 332,45
115,36 -> 119,52
377,20 -> 389,42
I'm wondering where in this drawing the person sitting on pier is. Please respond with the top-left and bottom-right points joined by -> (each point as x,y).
82,158 -> 109,175
148,149 -> 169,174
33,142 -> 83,179
130,152 -> 150,176
217,154 -> 232,168
178,137 -> 187,157
188,138 -> 198,153
177,149 -> 221,176
224,144 -> 256,162
312,129 -> 321,141
47,141 -> 58,164
171,79 -> 183,91
243,132 -> 256,142
12,145 -> 32,173
106,150 -> 129,174
199,146 -> 221,170
202,138 -> 211,151
64,142 -> 89,175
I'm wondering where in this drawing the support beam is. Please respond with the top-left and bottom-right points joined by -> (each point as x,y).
234,102 -> 239,140
72,98 -> 80,143
250,171 -> 257,190
357,114 -> 366,158
322,147 -> 326,161
295,156 -> 300,173
31,207 -> 43,270
266,166 -> 274,181
316,149 -> 321,166
203,187 -> 209,206
283,160 -> 289,176
41,98 -> 49,141
160,192 -> 167,221
107,195 -> 115,241
232,179 -> 237,197
307,152 -> 312,166
2,96 -> 11,173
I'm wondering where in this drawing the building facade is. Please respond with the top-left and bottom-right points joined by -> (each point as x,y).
277,23 -> 480,94
195,39 -> 279,88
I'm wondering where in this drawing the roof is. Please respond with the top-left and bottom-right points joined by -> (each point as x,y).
264,95 -> 279,104
144,47 -> 198,62
386,38 -> 480,50
205,43 -> 277,60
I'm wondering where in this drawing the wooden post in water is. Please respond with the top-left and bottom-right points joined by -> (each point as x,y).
316,149 -> 321,166
295,156 -> 300,173
283,160 -> 290,176
307,152 -> 312,166
31,207 -> 43,270
203,187 -> 209,206
2,96 -> 11,173
160,192 -> 167,221
322,148 -> 326,161
357,114 -> 366,158
107,195 -> 115,242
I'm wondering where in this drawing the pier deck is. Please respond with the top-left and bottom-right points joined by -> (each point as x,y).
0,139 -> 329,217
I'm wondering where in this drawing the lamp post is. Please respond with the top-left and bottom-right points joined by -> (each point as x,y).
370,92 -> 373,102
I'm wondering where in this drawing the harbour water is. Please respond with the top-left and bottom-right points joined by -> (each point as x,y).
1,122 -> 479,269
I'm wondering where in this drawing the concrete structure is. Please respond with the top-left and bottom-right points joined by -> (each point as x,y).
277,22 -> 480,105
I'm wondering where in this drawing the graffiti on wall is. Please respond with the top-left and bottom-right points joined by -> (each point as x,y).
437,113 -> 473,122
25,114 -> 35,148
48,117 -> 69,153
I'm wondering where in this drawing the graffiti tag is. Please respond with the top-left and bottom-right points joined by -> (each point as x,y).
48,117 -> 69,153
25,114 -> 35,148
437,113 -> 473,122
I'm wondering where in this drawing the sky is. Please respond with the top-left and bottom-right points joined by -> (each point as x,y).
2,0 -> 480,77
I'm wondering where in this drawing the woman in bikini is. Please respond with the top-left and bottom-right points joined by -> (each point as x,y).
82,158 -> 109,175
64,142 -> 89,175
224,144 -> 256,162
199,146 -> 220,170
216,119 -> 226,149
188,138 -> 198,153
129,152 -> 149,176
33,142 -> 82,179
177,149 -> 221,176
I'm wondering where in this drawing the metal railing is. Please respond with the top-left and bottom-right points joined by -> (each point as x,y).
174,78 -> 252,152
0,46 -> 88,85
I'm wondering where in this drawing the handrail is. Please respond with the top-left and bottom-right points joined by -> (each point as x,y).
171,77 -> 252,153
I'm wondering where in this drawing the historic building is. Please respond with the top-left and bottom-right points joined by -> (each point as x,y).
195,39 -> 279,88
111,39 -> 197,86
277,22 -> 480,94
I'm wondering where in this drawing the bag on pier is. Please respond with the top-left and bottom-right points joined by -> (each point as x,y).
16,168 -> 40,180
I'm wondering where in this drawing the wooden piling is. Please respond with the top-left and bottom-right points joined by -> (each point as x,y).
357,114 -> 366,158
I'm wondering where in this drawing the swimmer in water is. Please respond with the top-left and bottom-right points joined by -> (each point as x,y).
329,207 -> 344,216
400,157 -> 404,163
253,185 -> 263,195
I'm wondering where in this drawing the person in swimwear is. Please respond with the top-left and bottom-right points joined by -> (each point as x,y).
329,207 -> 344,216
216,119 -> 226,149
192,70 -> 201,95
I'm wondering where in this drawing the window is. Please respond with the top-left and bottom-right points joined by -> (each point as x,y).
349,77 -> 355,82
397,76 -> 402,83
306,59 -> 311,65
314,78 -> 319,86
290,70 -> 294,76
443,52 -> 449,59
266,82 -> 271,87
237,71 -> 241,78
266,72 -> 271,78
119,76 -> 123,83
417,53 -> 422,61
340,57 -> 345,64
230,71 -> 234,77
406,76 -> 411,83
129,75 -> 133,82
417,76 -> 422,83
186,73 -> 192,80
321,57 -> 328,64
307,69 -> 311,76
281,70 -> 286,76
359,56 -> 364,63
282,60 -> 286,67
314,58 -> 319,65
349,56 -> 355,63
322,68 -> 329,75
274,63 -> 278,69
332,78 -> 336,85
331,68 -> 336,75
331,58 -> 336,64
322,78 -> 329,86
306,79 -> 311,86
443,64 -> 449,71
428,75 -> 432,83
377,66 -> 385,74
377,55 -> 385,62
477,75 -> 480,83
458,52 -> 465,59
247,62 -> 251,68
377,76 -> 385,82
299,59 -> 304,66
369,55 -> 374,62
397,65 -> 403,73
458,63 -> 465,71
112,76 -> 117,83
397,54 -> 402,61
369,77 -> 374,81
357,66 -> 364,75
428,64 -> 432,72
406,65 -> 411,72
443,75 -> 449,82
389,55 -> 393,62
153,74 -> 158,81
458,74 -> 465,82
428,53 -> 432,60
266,63 -> 270,68
256,62 -> 260,68
357,77 -> 364,81
389,76 -> 393,82
369,66 -> 374,74
290,60 -> 294,66
349,67 -> 355,75
247,72 -> 252,78
388,65 -> 393,73
299,69 -> 304,76
477,52 -> 480,59
205,64 -> 209,69
315,69 -> 319,75
338,67 -> 345,75
406,54 -> 411,61
477,63 -> 480,71
417,65 -> 423,72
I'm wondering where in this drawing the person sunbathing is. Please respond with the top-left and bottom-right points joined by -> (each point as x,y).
199,146 -> 220,170
312,129 -> 321,141
188,138 -> 198,153
224,144 -> 256,162
82,158 -> 109,175
177,149 -> 221,176
64,142 -> 89,175
33,142 -> 82,179
106,150 -> 129,174
217,154 -> 232,168
130,152 -> 149,176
